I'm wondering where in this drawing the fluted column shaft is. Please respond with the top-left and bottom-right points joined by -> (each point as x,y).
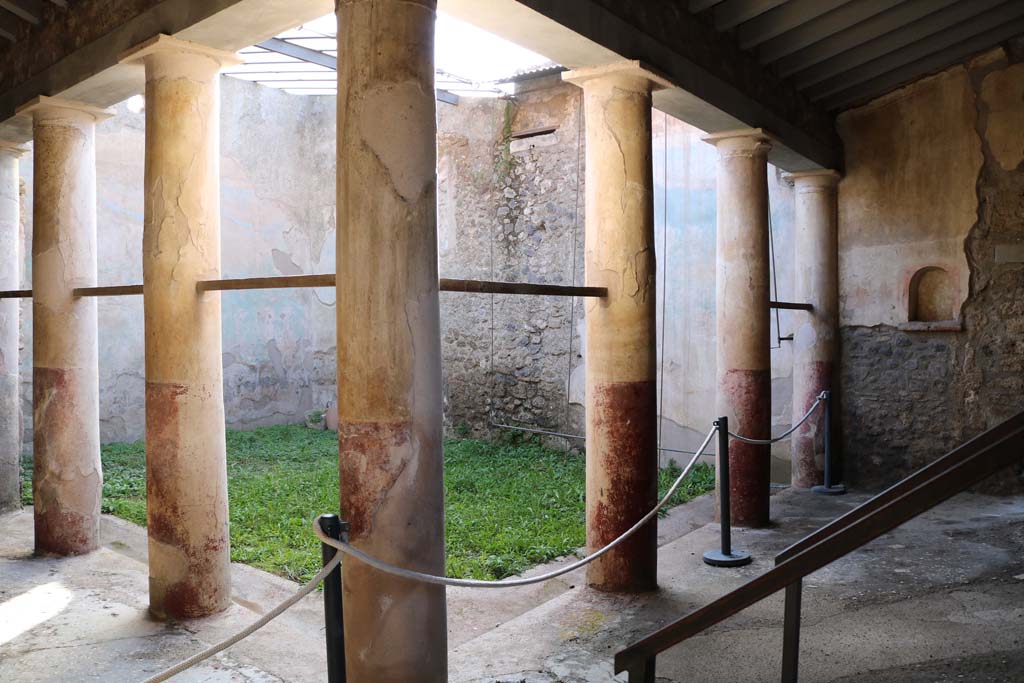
121,35 -> 239,619
790,170 -> 840,488
705,128 -> 773,528
335,1 -> 447,680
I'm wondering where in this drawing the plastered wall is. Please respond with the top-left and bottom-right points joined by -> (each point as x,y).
838,43 -> 1024,492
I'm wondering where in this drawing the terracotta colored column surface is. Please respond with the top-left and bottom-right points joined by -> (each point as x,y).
0,141 -> 26,513
790,170 -> 840,488
120,35 -> 240,619
563,61 -> 671,593
17,97 -> 111,554
335,1 -> 447,680
704,128 -> 773,528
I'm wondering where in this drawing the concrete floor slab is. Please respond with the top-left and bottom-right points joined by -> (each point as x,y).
1,489 -> 1022,682
449,490 -> 1024,683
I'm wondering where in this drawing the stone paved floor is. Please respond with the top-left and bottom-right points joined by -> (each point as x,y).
1,488 -> 1022,682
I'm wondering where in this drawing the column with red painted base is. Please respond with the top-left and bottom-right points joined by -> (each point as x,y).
564,62 -> 671,592
705,128 -> 773,528
19,97 -> 112,554
121,35 -> 240,619
790,170 -> 841,488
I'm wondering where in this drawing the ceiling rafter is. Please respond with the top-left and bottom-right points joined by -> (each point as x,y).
681,0 -> 1024,113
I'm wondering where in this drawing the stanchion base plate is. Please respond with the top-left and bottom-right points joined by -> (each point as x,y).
812,484 -> 847,496
703,549 -> 752,567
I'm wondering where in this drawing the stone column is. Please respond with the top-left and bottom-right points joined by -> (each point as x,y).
18,97 -> 111,554
120,35 -> 239,619
335,1 -> 446,680
0,141 -> 26,513
704,128 -> 773,528
564,62 -> 670,593
789,170 -> 840,488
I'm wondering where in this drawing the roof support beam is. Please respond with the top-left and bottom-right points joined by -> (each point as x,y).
775,0 -> 960,78
0,9 -> 19,41
794,0 -> 1007,89
256,37 -> 335,68
757,0 -> 905,64
255,37 -> 460,105
807,1 -> 1024,102
0,0 -> 41,25
822,15 -> 1024,110
440,0 -> 841,171
738,0 -> 853,49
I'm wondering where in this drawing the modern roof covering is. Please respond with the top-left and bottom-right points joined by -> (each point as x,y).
689,0 -> 1024,111
224,13 -> 551,98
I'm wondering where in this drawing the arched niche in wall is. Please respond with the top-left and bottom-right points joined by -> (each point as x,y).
901,266 -> 962,331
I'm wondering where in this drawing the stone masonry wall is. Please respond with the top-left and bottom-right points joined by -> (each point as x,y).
838,42 -> 1024,492
438,76 -> 586,441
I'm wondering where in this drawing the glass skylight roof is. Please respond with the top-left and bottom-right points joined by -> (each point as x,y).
223,13 -> 554,97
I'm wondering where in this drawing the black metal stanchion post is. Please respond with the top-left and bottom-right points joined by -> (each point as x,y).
812,391 -> 846,495
703,416 -> 752,567
320,514 -> 348,683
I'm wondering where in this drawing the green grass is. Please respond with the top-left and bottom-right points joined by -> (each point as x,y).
20,426 -> 714,583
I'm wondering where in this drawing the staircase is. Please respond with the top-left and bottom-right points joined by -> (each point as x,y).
614,410 -> 1024,682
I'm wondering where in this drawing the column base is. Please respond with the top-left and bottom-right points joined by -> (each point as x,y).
812,484 -> 847,496
703,549 -> 752,567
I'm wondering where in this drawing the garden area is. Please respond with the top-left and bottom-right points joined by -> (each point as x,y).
21,425 -> 714,582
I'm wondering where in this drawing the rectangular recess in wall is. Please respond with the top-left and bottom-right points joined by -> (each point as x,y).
510,126 -> 558,140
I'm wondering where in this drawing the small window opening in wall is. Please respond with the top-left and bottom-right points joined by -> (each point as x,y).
510,125 -> 558,140
909,266 -> 954,322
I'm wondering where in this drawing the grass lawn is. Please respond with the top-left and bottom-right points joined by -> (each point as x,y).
20,425 -> 714,583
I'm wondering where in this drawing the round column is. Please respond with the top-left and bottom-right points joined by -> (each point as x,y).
18,97 -> 111,554
790,170 -> 840,488
0,141 -> 26,513
564,62 -> 670,593
121,35 -> 239,619
335,1 -> 447,680
704,128 -> 773,528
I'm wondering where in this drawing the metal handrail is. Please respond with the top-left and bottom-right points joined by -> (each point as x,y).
614,410 -> 1024,682
774,412 -> 1022,564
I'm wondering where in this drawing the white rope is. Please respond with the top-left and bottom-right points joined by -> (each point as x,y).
728,391 -> 828,445
139,424 -> 719,680
313,425 -> 719,589
140,553 -> 342,683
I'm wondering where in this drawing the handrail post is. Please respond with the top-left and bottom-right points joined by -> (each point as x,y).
781,578 -> 802,682
704,417 -> 752,567
320,514 -> 348,683
627,656 -> 657,683
813,391 -> 846,495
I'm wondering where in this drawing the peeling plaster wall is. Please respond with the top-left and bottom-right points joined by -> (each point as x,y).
838,43 -> 1024,492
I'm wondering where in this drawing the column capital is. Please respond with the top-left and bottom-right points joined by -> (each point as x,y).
786,169 -> 841,192
0,141 -> 28,158
563,60 -> 674,93
119,34 -> 242,70
16,96 -> 114,124
702,127 -> 774,158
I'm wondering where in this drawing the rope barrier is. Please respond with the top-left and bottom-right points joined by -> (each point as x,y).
141,553 -> 342,683
142,425 -> 717,679
313,425 -> 718,589
727,391 -> 828,445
